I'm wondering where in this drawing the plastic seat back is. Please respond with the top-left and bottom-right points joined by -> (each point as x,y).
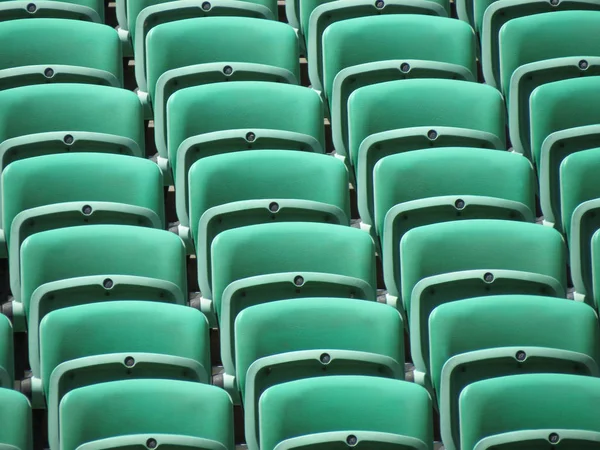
499,11 -> 600,159
460,374 -> 600,450
0,389 -> 32,450
41,301 -> 210,450
400,220 -> 567,377
190,151 -> 350,298
166,82 -> 324,192
324,15 -> 476,164
146,16 -> 299,150
60,379 -> 234,450
430,295 -> 600,450
349,79 -> 506,227
259,376 -> 433,450
21,224 -> 187,379
0,18 -> 122,90
530,77 -> 600,229
0,84 -> 144,171
0,0 -> 104,23
1,153 -> 164,305
375,148 -> 536,295
560,148 -> 600,302
0,315 -> 12,389
304,0 -> 451,93
237,298 -> 405,450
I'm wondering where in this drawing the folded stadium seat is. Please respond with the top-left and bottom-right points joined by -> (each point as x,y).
460,373 -> 600,450
429,295 -> 600,450
0,18 -> 122,90
259,376 -> 433,450
164,81 -> 324,188
143,16 -> 299,124
479,0 -> 600,89
0,314 -> 13,389
0,0 -> 104,23
211,222 -> 376,368
498,11 -> 600,159
560,148 -> 600,304
236,298 -> 405,450
399,219 -> 567,385
0,153 -> 165,313
325,15 -> 476,166
189,151 -> 350,298
0,389 -> 32,450
375,148 -> 536,306
304,0 -> 451,93
60,379 -> 234,450
0,84 -> 144,172
348,79 -> 506,232
41,302 -> 210,450
130,0 -> 277,94
530,77 -> 600,230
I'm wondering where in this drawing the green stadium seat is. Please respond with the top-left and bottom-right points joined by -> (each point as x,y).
259,376 -> 433,450
429,295 -> 600,450
210,222 -> 376,362
236,298 -> 405,450
144,16 -> 299,124
164,82 -> 324,187
41,301 -> 210,450
0,389 -> 32,450
560,148 -> 600,303
0,153 -> 165,309
21,225 -> 187,379
460,373 -> 600,450
0,19 -> 122,90
189,151 -> 350,294
60,379 -> 234,450
530,77 -> 600,230
591,230 -> 600,311
326,15 -> 476,165
0,0 -> 103,23
375,148 -> 536,296
0,314 -> 12,389
480,0 -> 600,89
348,79 -> 506,229
399,220 -> 567,380
499,11 -> 600,159
0,84 -> 144,171
305,0 -> 450,93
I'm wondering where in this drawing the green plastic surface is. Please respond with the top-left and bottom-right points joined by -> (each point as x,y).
0,18 -> 122,90
0,315 -> 12,388
399,220 -> 566,358
1,153 -> 165,303
146,17 -> 299,133
499,11 -> 600,158
59,379 -> 234,450
480,0 -> 600,89
530,77 -> 600,229
166,82 -> 324,187
460,374 -> 600,450
430,295 -> 600,450
259,376 -> 432,450
349,79 -> 506,227
376,148 -> 536,297
305,0 -> 450,93
189,151 -> 350,297
560,148 -> 600,302
590,230 -> 600,310
325,15 -> 476,163
20,224 -> 186,364
237,298 -> 405,450
0,389 -> 32,450
132,1 -> 275,95
0,84 -> 144,170
0,0 -> 103,22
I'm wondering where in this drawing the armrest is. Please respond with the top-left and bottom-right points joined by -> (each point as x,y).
0,1 -> 100,23
154,63 -> 298,158
0,65 -> 120,92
